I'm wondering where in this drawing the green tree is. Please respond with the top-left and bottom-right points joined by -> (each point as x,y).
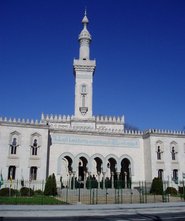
44,173 -> 57,196
150,177 -> 163,195
51,173 -> 57,196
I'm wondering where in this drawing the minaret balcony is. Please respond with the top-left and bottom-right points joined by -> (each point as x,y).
79,107 -> 88,115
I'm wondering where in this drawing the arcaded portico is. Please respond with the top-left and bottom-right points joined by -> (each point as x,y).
56,151 -> 133,188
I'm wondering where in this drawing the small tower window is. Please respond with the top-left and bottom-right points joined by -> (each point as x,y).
81,85 -> 87,107
79,84 -> 88,115
81,84 -> 87,94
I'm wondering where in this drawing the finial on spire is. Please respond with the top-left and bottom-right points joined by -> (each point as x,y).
82,9 -> 89,24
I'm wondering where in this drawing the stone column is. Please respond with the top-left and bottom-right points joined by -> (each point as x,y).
84,172 -> 87,189
97,172 -> 101,189
124,172 -> 127,188
117,172 -> 120,188
73,172 -> 76,189
111,172 -> 114,189
69,171 -> 72,189
87,172 -> 91,189
102,172 -> 106,189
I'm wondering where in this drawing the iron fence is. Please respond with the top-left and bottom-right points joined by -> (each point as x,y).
1,179 -> 185,205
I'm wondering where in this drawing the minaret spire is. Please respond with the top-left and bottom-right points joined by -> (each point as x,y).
73,12 -> 96,119
79,10 -> 91,60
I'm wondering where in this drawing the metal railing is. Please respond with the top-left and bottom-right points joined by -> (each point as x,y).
1,179 -> 185,205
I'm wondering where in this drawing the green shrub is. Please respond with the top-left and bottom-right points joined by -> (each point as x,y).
51,173 -> 57,196
34,189 -> 44,195
165,187 -> 177,195
44,175 -> 52,195
44,173 -> 57,196
86,176 -> 98,189
20,187 -> 34,196
0,188 -> 17,196
179,186 -> 184,194
150,177 -> 163,195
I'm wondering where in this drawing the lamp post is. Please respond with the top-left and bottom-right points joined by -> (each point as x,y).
78,176 -> 82,204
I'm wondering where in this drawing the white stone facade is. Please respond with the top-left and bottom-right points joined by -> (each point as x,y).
0,119 -> 49,186
0,13 -> 185,189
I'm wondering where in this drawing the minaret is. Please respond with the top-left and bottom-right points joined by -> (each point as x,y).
73,11 -> 96,119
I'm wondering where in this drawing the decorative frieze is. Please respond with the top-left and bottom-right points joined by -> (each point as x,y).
52,134 -> 140,148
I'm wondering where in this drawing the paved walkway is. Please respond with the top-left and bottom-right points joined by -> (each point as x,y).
0,202 -> 185,217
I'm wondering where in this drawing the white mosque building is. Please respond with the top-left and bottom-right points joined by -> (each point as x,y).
0,12 -> 185,189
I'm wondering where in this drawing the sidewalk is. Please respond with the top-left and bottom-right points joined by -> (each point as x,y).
1,202 -> 185,217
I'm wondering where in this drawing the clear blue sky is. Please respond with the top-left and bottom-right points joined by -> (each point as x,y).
0,0 -> 185,131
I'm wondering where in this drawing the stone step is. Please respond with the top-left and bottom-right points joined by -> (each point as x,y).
58,188 -> 139,196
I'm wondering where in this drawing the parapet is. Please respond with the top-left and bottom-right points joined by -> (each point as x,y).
144,129 -> 185,135
41,113 -> 72,123
2,114 -> 184,137
0,116 -> 45,126
95,115 -> 124,124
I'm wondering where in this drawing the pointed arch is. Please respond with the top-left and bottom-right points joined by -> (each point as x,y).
74,153 -> 90,181
74,153 -> 90,167
170,141 -> 178,151
119,155 -> 134,176
30,132 -> 41,146
156,140 -> 164,151
90,153 -> 104,175
104,154 -> 119,171
9,131 -> 21,145
57,152 -> 75,175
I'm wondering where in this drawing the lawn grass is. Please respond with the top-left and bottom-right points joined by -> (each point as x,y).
0,196 -> 66,205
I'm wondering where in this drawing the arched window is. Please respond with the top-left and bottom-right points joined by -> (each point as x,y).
170,142 -> 178,161
79,84 -> 88,115
158,169 -> 163,180
171,147 -> 176,160
9,131 -> 20,155
30,133 -> 41,156
10,138 -> 18,155
8,166 -> 16,180
157,146 -> 161,160
30,166 -> 37,180
156,141 -> 163,160
172,169 -> 178,183
81,84 -> 87,94
81,85 -> 87,107
31,139 -> 38,156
